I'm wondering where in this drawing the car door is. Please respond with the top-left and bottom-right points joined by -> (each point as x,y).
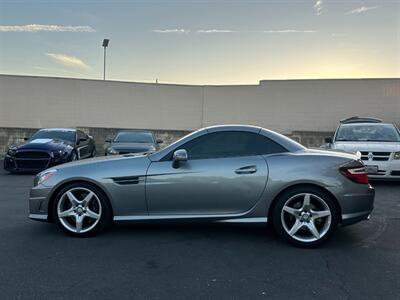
76,130 -> 90,158
145,131 -> 275,215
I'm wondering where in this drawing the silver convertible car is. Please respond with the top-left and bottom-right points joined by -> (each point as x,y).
29,125 -> 374,247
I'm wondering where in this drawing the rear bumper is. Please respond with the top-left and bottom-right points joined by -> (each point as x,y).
328,183 -> 375,226
341,209 -> 373,226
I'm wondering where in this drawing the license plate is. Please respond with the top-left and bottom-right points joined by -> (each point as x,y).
365,165 -> 379,174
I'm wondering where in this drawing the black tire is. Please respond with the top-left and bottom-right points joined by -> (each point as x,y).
52,182 -> 112,237
272,186 -> 338,248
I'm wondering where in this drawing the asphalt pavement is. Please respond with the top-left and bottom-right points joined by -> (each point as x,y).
0,166 -> 399,300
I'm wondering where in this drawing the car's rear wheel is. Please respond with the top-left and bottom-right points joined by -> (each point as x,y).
52,182 -> 112,237
272,187 -> 338,247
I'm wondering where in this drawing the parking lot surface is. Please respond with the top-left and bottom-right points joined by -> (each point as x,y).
0,166 -> 399,300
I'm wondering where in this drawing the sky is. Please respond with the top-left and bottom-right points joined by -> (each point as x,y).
0,0 -> 399,85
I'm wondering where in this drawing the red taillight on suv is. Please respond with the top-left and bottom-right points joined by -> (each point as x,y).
339,161 -> 369,184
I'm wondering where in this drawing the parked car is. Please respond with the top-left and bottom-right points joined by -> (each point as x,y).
4,128 -> 96,173
324,116 -> 400,180
105,130 -> 162,156
29,125 -> 374,247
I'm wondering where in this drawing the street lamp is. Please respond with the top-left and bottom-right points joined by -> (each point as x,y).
102,39 -> 110,80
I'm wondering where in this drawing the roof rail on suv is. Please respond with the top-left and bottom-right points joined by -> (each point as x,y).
340,116 -> 382,124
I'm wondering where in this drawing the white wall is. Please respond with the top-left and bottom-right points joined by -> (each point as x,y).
0,75 -> 399,132
204,79 -> 400,132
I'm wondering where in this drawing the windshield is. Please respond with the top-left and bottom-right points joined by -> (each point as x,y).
30,130 -> 76,143
113,132 -> 154,143
336,124 -> 400,142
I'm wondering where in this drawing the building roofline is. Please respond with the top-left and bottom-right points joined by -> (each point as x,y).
1,74 -> 398,88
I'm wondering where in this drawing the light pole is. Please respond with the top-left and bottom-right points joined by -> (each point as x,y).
102,39 -> 109,80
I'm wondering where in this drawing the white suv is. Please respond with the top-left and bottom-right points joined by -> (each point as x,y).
325,117 -> 400,180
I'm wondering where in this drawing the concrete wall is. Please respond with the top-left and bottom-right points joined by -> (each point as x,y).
0,75 -> 399,156
204,79 -> 400,132
0,75 -> 204,131
0,75 -> 399,132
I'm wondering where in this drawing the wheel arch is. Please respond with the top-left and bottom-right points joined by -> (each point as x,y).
267,183 -> 342,224
69,149 -> 78,161
47,179 -> 114,223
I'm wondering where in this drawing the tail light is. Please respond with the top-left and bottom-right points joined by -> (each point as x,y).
339,161 -> 369,184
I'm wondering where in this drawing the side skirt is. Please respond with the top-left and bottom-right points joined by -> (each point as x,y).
114,214 -> 267,224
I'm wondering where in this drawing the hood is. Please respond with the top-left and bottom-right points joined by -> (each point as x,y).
50,152 -> 150,172
38,152 -> 152,188
332,141 -> 400,153
109,142 -> 155,152
12,138 -> 73,152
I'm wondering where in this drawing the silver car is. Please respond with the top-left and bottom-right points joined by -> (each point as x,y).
29,125 -> 374,247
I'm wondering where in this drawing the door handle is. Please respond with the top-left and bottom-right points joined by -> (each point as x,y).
235,165 -> 257,174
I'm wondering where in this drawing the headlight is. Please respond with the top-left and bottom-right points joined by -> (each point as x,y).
394,152 -> 400,160
52,149 -> 66,158
34,169 -> 57,186
107,148 -> 118,155
7,147 -> 17,156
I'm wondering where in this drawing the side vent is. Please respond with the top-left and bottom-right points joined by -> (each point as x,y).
112,176 -> 141,185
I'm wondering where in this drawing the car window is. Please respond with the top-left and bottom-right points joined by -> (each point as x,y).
335,124 -> 400,142
77,131 -> 87,141
113,132 -> 154,143
30,130 -> 76,143
166,131 -> 287,160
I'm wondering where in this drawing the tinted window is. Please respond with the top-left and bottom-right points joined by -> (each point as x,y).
30,130 -> 76,143
114,132 -> 154,143
169,131 -> 287,160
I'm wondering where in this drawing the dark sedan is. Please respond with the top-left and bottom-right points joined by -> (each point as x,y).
105,130 -> 162,155
4,128 -> 96,173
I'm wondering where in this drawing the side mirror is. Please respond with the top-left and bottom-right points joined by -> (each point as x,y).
324,137 -> 333,144
172,149 -> 188,168
156,139 -> 163,144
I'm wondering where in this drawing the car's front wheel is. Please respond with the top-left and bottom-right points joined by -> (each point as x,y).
52,182 -> 112,237
272,187 -> 338,248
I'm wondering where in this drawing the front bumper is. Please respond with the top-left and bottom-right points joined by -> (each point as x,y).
365,159 -> 400,180
4,154 -> 69,173
29,185 -> 52,222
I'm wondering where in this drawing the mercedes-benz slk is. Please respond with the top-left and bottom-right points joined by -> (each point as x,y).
29,125 -> 374,247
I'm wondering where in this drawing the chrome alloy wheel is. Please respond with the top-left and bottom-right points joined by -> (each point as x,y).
281,193 -> 332,243
57,187 -> 102,234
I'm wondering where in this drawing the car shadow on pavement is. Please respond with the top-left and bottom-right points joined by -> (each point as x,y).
28,220 -> 370,250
